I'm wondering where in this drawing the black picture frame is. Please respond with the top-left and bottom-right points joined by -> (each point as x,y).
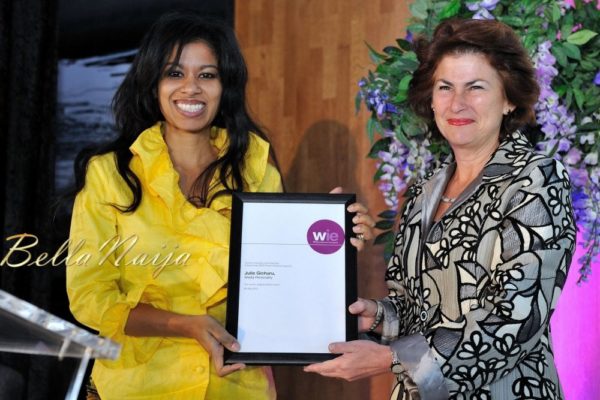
224,192 -> 358,365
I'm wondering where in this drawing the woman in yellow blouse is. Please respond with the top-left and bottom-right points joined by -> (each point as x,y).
67,11 -> 373,400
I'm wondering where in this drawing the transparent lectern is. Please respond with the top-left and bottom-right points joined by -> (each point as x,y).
0,289 -> 121,400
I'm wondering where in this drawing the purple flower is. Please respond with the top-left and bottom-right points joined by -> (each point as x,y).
374,136 -> 436,210
468,0 -> 499,19
473,8 -> 495,19
480,0 -> 501,10
386,103 -> 398,114
594,71 -> 600,86
406,31 -> 413,43
533,41 -> 577,157
558,138 -> 572,153
570,188 -> 588,209
564,148 -> 583,165
535,5 -> 546,17
467,0 -> 500,11
569,167 -> 589,187
362,87 -> 397,118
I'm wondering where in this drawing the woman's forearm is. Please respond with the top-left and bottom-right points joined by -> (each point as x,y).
124,303 -> 195,338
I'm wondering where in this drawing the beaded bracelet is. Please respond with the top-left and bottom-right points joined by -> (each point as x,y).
368,299 -> 384,332
390,349 -> 401,370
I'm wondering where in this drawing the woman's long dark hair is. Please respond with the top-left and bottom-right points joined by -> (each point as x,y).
72,11 -> 282,212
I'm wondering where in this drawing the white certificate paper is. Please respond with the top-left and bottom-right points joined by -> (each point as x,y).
225,193 -> 357,365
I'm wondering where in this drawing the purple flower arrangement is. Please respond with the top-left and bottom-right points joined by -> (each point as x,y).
533,40 -> 600,282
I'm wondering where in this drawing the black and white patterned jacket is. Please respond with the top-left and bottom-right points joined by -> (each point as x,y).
383,130 -> 576,400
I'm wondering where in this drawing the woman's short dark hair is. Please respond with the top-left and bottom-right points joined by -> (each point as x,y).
408,18 -> 540,140
73,11 -> 281,211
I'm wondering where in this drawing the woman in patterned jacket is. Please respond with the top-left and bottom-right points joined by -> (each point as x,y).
306,18 -> 575,400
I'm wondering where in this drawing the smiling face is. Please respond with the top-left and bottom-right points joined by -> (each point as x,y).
158,41 -> 223,137
432,52 -> 513,153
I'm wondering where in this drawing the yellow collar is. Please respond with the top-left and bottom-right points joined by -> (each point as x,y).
129,122 -> 272,210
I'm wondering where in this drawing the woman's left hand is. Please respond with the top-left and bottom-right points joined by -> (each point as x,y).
303,340 -> 392,381
329,187 -> 375,251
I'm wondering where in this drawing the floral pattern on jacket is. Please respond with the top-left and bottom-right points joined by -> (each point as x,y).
385,131 -> 575,399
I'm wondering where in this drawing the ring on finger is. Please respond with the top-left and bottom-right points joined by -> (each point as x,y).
357,233 -> 365,241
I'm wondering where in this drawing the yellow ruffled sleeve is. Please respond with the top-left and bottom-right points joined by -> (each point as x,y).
66,155 -> 164,368
243,131 -> 283,193
258,162 -> 283,193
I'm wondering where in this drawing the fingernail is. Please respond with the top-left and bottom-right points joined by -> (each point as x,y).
231,342 -> 240,351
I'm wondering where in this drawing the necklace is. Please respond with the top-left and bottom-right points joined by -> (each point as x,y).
440,195 -> 456,204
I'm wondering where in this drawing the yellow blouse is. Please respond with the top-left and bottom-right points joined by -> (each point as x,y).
66,123 -> 282,400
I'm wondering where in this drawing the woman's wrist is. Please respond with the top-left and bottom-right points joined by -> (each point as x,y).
125,304 -> 201,338
376,344 -> 397,374
167,313 -> 198,338
368,299 -> 384,332
390,348 -> 401,371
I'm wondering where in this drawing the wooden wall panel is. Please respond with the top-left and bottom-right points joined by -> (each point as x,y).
235,1 -> 410,399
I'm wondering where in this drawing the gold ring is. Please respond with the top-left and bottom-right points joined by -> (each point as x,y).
357,233 -> 365,241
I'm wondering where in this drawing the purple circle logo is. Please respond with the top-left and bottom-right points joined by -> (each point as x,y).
307,219 -> 345,254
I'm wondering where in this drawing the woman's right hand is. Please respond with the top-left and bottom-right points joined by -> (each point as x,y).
184,315 -> 246,377
125,304 -> 245,377
348,297 -> 378,332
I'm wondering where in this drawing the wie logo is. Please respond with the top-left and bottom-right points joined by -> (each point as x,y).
306,219 -> 345,255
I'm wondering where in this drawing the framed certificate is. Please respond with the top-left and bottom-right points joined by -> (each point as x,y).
224,193 -> 358,365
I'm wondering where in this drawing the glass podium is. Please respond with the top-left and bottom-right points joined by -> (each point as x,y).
0,289 -> 121,400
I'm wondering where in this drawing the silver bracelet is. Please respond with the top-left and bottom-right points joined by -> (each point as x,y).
390,348 -> 402,371
368,299 -> 384,332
